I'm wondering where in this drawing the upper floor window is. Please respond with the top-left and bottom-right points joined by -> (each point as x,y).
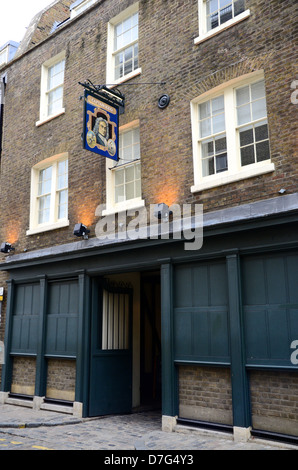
27,154 -> 69,235
0,49 -> 7,66
206,0 -> 245,30
104,121 -> 144,215
37,52 -> 65,126
70,0 -> 97,18
190,72 -> 275,192
107,3 -> 141,85
114,127 -> 141,204
195,0 -> 250,45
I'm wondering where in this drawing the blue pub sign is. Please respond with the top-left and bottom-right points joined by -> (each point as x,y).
83,89 -> 119,161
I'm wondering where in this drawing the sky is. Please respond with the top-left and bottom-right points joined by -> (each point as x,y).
0,0 -> 56,47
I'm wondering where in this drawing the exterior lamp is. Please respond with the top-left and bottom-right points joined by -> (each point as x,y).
0,242 -> 15,253
154,203 -> 171,222
73,223 -> 90,240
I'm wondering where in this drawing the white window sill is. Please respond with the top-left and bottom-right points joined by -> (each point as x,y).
109,68 -> 142,87
194,10 -> 250,45
26,219 -> 69,236
102,199 -> 145,216
36,108 -> 65,127
191,162 -> 275,193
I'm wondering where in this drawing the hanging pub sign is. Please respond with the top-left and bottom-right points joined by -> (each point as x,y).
83,89 -> 120,161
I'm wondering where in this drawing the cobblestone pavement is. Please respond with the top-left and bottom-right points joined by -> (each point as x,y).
0,404 -> 296,451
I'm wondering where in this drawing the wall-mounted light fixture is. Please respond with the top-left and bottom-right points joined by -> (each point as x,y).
0,242 -> 15,253
154,203 -> 171,222
73,223 -> 90,240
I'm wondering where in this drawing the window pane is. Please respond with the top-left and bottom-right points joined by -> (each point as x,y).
216,153 -> 228,172
215,136 -> 227,154
255,122 -> 268,142
115,53 -> 123,66
124,60 -> 133,75
48,60 -> 65,91
124,47 -> 133,62
199,101 -> 211,119
123,145 -> 133,162
135,178 -> 141,198
115,185 -> 125,203
220,0 -> 231,8
135,162 -> 141,180
252,97 -> 266,120
212,113 -> 225,133
134,43 -> 139,68
234,0 -> 245,16
236,85 -> 250,106
48,86 -> 63,115
115,61 -> 123,80
57,160 -> 68,189
133,143 -> 140,160
114,13 -> 138,52
207,0 -> 218,14
200,118 -> 211,138
133,127 -> 140,144
251,80 -> 265,100
120,129 -> 140,162
132,24 -> 138,42
125,165 -> 134,183
126,182 -> 135,200
220,4 -> 233,24
115,168 -> 124,185
256,140 -> 270,162
38,167 -> 52,195
212,95 -> 224,113
58,189 -> 68,219
241,145 -> 255,166
239,127 -> 254,146
202,157 -> 215,176
237,104 -> 251,125
202,140 -> 214,158
114,128 -> 141,204
38,195 -> 51,224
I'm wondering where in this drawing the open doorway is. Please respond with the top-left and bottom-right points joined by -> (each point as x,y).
140,271 -> 161,410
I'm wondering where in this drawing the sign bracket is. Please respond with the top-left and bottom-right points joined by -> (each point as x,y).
79,80 -> 125,114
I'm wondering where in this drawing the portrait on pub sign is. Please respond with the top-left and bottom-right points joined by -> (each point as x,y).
84,91 -> 119,161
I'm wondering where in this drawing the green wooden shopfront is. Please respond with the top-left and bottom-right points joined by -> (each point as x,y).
1,194 -> 298,441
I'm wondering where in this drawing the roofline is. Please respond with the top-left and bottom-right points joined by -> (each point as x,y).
0,0 -> 104,73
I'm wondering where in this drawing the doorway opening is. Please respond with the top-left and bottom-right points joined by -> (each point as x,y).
140,271 -> 162,410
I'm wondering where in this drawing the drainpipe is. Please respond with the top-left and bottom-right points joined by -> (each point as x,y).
0,76 -> 6,159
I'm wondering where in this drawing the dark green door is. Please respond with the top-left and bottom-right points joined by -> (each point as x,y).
89,280 -> 133,417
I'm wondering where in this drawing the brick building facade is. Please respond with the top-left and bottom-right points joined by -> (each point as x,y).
0,0 -> 297,442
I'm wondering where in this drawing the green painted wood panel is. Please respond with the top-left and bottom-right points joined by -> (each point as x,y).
45,280 -> 79,356
173,261 -> 230,363
11,284 -> 40,354
242,253 -> 298,366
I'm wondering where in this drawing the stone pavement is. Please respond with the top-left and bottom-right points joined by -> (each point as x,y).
0,403 -> 296,450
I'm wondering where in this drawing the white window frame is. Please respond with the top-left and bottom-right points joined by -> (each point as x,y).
36,51 -> 66,126
194,0 -> 250,45
190,71 -> 275,193
0,47 -> 8,66
70,0 -> 97,18
27,153 -> 69,235
106,3 -> 141,86
103,120 -> 144,215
